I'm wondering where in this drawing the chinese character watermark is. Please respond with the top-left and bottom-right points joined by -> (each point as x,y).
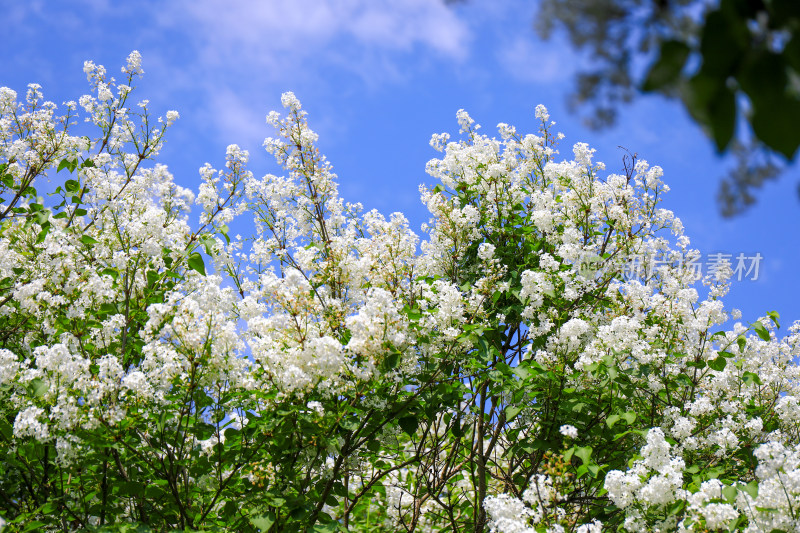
578,252 -> 763,282
732,252 -> 763,281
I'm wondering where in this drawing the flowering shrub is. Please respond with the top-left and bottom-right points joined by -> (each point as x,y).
0,52 -> 798,532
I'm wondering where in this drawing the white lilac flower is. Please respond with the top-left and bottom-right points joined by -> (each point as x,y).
559,424 -> 578,439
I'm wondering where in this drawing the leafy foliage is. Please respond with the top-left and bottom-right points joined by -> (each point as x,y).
533,0 -> 799,216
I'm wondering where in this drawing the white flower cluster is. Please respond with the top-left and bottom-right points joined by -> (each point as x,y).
2,54 -> 800,532
485,474 -> 602,533
605,428 -> 687,510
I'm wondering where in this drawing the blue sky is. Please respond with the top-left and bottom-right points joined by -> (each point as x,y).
3,0 -> 798,331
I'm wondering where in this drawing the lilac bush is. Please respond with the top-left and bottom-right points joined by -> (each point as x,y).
0,53 -> 798,532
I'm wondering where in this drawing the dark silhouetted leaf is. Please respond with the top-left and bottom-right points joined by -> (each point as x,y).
399,416 -> 418,436
643,40 -> 690,92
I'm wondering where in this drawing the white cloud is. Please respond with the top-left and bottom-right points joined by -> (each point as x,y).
149,0 -> 472,145
160,0 -> 470,69
206,88 -> 270,152
347,0 -> 468,57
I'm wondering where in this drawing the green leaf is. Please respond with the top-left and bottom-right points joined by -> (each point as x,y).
65,179 -> 80,193
767,311 -> 781,329
57,159 -> 73,173
564,447 -> 575,463
700,9 -> 748,77
708,356 -> 727,371
404,306 -> 422,320
708,85 -> 736,152
201,234 -> 217,255
80,235 -> 99,246
0,418 -> 12,439
477,337 -> 492,362
753,320 -> 771,342
398,416 -> 419,436
339,417 -> 359,431
737,335 -> 747,352
117,481 -> 146,496
684,72 -> 723,128
188,252 -> 206,276
29,378 -> 48,398
570,402 -> 586,414
505,405 -> 522,422
250,514 -> 275,531
606,414 -> 621,428
750,95 -> 800,158
705,465 -> 725,480
784,32 -> 800,73
574,446 -> 593,465
738,50 -> 788,109
742,371 -> 762,386
36,226 -> 49,244
643,40 -> 691,92
382,351 -> 401,372
722,485 -> 738,503
156,411 -> 167,433
513,365 -> 529,379
146,270 -> 160,287
741,480 -> 759,499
